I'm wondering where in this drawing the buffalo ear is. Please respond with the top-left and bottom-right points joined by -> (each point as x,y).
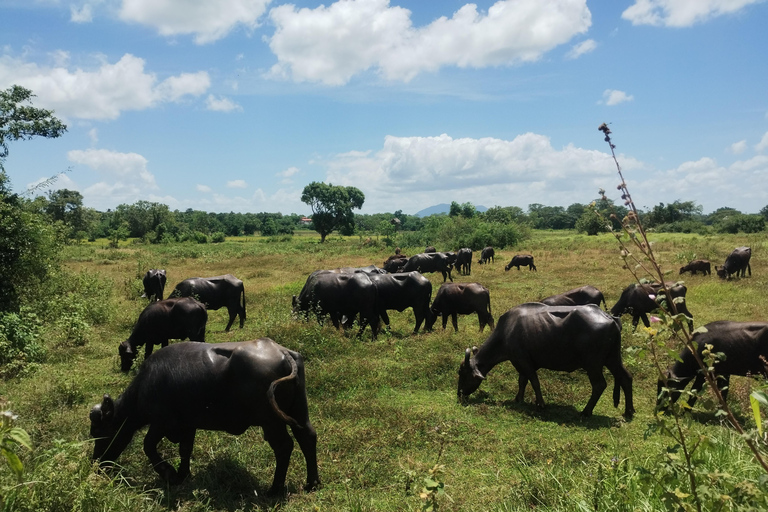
472,367 -> 486,380
101,394 -> 114,420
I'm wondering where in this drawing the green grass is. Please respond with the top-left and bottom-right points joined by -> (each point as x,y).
1,231 -> 767,510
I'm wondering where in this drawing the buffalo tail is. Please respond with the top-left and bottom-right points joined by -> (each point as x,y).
267,350 -> 302,429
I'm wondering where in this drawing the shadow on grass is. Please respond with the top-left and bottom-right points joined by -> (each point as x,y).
463,391 -> 629,429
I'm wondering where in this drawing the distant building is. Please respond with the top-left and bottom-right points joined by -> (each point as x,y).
300,217 -> 312,225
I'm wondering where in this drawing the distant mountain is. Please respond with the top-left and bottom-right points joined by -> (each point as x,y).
415,203 -> 488,217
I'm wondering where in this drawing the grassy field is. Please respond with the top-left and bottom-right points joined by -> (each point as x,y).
1,230 -> 767,511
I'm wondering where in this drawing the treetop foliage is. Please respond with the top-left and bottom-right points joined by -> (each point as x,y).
0,85 -> 67,161
301,181 -> 365,242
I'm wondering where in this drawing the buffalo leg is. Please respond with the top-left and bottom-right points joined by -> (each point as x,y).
263,424 -> 294,496
380,310 -> 391,330
582,368 -> 608,416
176,429 -> 196,482
685,374 -> 707,408
527,371 -> 546,408
515,373 -> 529,403
442,313 -> 449,330
225,307 -> 237,331
719,374 -> 731,402
290,422 -> 320,491
239,306 -> 246,328
143,425 -> 179,483
606,360 -> 634,417
451,313 -> 459,332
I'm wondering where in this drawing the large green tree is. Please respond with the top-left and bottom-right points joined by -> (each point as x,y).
1,85 -> 67,161
301,182 -> 365,242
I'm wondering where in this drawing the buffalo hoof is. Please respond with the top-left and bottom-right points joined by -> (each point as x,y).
266,484 -> 287,497
304,478 -> 321,492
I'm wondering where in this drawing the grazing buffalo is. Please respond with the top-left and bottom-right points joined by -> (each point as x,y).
658,321 -> 768,408
716,246 -> 752,279
478,246 -> 495,264
424,246 -> 436,253
427,282 -> 493,332
91,338 -> 320,495
458,303 -> 634,418
540,285 -> 606,310
400,252 -> 457,282
292,272 -> 380,340
364,272 -> 433,333
383,254 -> 408,273
455,248 -> 473,275
679,259 -> 711,276
170,274 -> 246,331
141,269 -> 167,302
118,297 -> 207,372
505,254 -> 536,272
610,282 -> 693,330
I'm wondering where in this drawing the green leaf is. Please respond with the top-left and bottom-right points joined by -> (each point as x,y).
8,427 -> 32,450
1,447 -> 24,478
750,394 -> 763,437
751,390 -> 768,408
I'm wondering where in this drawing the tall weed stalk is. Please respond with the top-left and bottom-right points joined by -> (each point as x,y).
596,123 -> 768,510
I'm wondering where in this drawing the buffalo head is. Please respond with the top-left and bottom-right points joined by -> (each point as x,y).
457,347 -> 484,401
118,340 -> 135,372
90,394 -> 117,461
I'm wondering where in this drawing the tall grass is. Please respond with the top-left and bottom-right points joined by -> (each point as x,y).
1,232 -> 766,510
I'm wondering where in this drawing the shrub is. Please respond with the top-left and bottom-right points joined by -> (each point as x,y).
0,311 -> 46,378
210,232 -> 226,243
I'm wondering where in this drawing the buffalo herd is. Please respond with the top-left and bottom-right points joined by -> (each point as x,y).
90,243 -> 760,496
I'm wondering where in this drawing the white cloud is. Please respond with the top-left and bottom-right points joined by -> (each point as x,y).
88,128 -> 98,144
601,89 -> 634,106
622,0 -> 763,27
756,131 -> 768,152
267,0 -> 591,85
67,148 -> 160,209
227,179 -> 248,189
566,39 -> 597,59
205,94 -> 242,112
70,4 -> 93,23
119,0 -> 271,44
277,166 -> 300,184
0,53 -> 210,120
197,184 -> 212,193
729,140 -> 747,154
323,132 -> 640,213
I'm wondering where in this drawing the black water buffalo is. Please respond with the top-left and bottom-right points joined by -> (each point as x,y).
455,248 -> 472,275
540,285 -> 606,310
170,274 -> 246,331
400,252 -> 457,282
91,338 -> 320,495
658,321 -> 768,408
383,254 -> 408,273
141,269 -> 167,302
424,246 -> 436,253
478,246 -> 495,264
458,303 -> 634,418
364,272 -> 432,333
610,282 -> 693,330
426,282 -> 493,332
679,259 -> 711,276
505,254 -> 536,271
118,297 -> 207,372
292,272 -> 380,340
716,246 -> 752,279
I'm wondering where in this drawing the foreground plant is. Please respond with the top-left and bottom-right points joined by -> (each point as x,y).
0,409 -> 31,481
597,123 -> 768,510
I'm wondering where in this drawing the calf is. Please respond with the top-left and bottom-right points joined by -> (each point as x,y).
455,248 -> 473,275
426,282 -> 494,332
716,247 -> 752,279
118,297 -> 207,372
170,274 -> 246,331
679,260 -> 711,276
91,338 -> 320,495
478,246 -> 495,264
141,269 -> 167,302
504,254 -> 536,271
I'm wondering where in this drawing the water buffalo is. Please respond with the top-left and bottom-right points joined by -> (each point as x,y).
118,297 -> 207,372
610,282 -> 693,330
141,269 -> 167,302
424,246 -> 436,253
426,282 -> 493,332
400,252 -> 457,282
458,303 -> 634,418
716,247 -> 752,279
454,248 -> 473,275
478,246 -> 495,264
658,321 -> 768,409
292,271 -> 380,340
383,254 -> 408,273
363,271 -> 433,333
90,338 -> 320,495
504,254 -> 536,271
170,274 -> 246,331
540,285 -> 606,310
679,259 -> 711,276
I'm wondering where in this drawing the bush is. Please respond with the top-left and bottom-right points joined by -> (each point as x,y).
194,231 -> 208,244
0,311 -> 46,378
210,232 -> 226,243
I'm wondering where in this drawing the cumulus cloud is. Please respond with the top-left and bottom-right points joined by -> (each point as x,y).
119,0 -> 270,44
566,39 -> 597,59
0,53 -> 210,120
227,179 -> 248,189
88,128 -> 98,145
70,4 -> 93,23
622,0 -> 763,27
756,131 -> 768,152
601,89 -> 634,106
276,166 -> 300,183
729,140 -> 747,154
323,132 -> 638,213
267,0 -> 591,85
206,94 -> 242,112
197,184 -> 212,193
67,148 -> 160,209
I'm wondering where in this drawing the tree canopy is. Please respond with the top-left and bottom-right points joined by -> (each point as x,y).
301,182 -> 365,242
0,85 -> 67,162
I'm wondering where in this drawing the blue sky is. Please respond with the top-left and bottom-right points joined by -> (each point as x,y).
2,0 -> 767,215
